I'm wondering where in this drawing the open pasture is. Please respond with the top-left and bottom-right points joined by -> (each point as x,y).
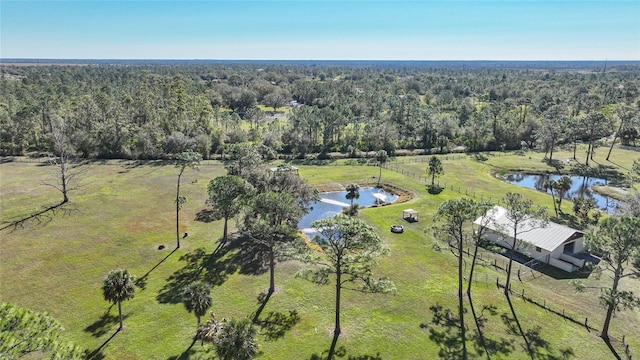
1,149 -> 639,359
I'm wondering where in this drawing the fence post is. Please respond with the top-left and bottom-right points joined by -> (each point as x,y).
585,317 -> 588,328
496,277 -> 499,288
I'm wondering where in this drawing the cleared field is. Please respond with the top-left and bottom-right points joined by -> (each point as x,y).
1,149 -> 638,359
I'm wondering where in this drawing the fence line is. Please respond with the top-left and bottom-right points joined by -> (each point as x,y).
444,241 -> 634,359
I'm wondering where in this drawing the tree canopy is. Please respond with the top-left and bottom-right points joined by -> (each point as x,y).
0,303 -> 84,360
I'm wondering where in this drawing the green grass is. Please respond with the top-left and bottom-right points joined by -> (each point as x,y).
1,149 -> 639,359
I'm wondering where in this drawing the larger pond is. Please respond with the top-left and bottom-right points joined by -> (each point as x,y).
298,187 -> 398,236
503,173 -> 617,212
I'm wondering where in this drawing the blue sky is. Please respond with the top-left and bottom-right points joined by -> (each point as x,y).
1,1 -> 639,60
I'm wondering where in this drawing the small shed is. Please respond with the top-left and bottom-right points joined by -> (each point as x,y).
402,209 -> 419,222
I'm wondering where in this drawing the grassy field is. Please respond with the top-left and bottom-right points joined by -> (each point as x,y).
1,147 -> 639,359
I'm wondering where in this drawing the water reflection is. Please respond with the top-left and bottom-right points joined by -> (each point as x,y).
298,187 -> 399,235
503,173 -> 616,212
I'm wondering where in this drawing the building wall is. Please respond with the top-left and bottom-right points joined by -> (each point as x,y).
483,229 -> 551,261
480,227 -> 585,272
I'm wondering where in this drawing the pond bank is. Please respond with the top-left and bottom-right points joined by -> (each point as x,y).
314,181 -> 414,205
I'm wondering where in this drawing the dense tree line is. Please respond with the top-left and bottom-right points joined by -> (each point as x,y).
1,63 -> 638,160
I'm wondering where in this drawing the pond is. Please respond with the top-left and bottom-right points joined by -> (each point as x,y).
502,173 -> 617,212
298,187 -> 399,237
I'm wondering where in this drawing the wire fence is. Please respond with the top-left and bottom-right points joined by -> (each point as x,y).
444,241 -> 634,360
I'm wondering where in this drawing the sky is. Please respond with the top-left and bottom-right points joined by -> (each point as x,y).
1,0 -> 639,60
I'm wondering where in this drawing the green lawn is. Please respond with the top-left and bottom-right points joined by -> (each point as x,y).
1,149 -> 638,359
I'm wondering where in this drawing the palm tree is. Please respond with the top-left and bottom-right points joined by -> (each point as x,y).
102,269 -> 136,331
214,318 -> 258,360
196,312 -> 222,345
345,183 -> 360,209
182,281 -> 212,326
556,176 -> 572,212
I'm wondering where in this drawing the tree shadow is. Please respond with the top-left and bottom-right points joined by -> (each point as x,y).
85,329 -> 119,360
309,345 -> 383,360
156,246 -> 235,304
543,158 -> 565,172
0,200 -> 70,232
135,248 -> 178,290
502,295 -> 575,360
194,208 -> 219,223
252,291 -> 273,323
156,235 -> 268,304
501,295 -> 533,357
468,294 -> 515,359
422,302 -> 516,360
427,185 -> 444,195
254,309 -> 300,341
231,234 -> 270,276
601,337 -> 622,360
420,304 -> 465,359
84,310 -> 130,338
166,339 -> 201,360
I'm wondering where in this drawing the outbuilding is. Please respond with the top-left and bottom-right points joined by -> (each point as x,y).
474,206 -> 586,272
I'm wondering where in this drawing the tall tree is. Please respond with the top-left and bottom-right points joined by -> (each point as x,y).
224,142 -> 271,180
618,191 -> 640,218
345,183 -> 360,212
427,156 -> 444,187
214,318 -> 259,360
43,113 -> 86,204
536,104 -> 568,161
241,192 -> 305,295
375,149 -> 388,187
607,105 -> 638,161
175,150 -> 202,248
264,91 -> 288,114
543,179 -> 559,217
0,303 -> 84,359
207,175 -> 253,247
500,193 -> 548,296
468,201 -> 496,295
182,281 -> 212,326
102,269 -> 137,331
433,198 -> 477,359
297,215 -> 395,360
586,216 -> 640,340
582,111 -> 611,166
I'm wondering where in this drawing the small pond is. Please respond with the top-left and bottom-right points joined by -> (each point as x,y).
298,187 -> 398,237
503,173 -> 617,212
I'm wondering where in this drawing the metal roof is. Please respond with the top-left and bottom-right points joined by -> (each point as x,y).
474,206 -> 584,252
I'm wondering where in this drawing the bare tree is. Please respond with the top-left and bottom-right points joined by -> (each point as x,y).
43,114 -> 87,204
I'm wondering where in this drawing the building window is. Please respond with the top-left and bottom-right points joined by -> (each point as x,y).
535,246 -> 542,253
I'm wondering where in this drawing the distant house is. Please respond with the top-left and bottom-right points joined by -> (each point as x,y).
474,206 -> 586,272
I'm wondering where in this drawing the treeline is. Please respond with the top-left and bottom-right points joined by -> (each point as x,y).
0,63 -> 638,160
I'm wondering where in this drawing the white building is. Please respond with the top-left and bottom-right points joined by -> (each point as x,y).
474,206 -> 586,272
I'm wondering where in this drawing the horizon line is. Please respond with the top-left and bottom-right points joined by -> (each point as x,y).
2,58 -> 640,62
